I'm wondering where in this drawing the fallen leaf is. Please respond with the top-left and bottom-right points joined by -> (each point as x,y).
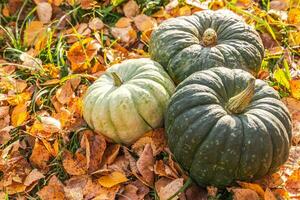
11,103 -> 28,126
40,116 -> 62,133
63,150 -> 87,175
286,169 -> 300,193
237,181 -> 265,197
0,126 -> 13,146
270,0 -> 289,11
37,176 -> 66,200
5,183 -> 27,195
134,14 -> 157,31
56,80 -> 74,105
264,188 -> 277,200
102,144 -> 121,165
64,175 -> 89,200
229,188 -> 260,200
123,0 -> 139,18
88,17 -> 104,30
157,178 -> 184,200
30,140 -> 51,171
0,106 -> 9,118
80,0 -> 97,9
290,79 -> 300,99
179,5 -> 191,16
119,184 -> 139,200
23,21 -> 46,46
24,169 -> 45,186
131,179 -> 150,199
288,8 -> 300,27
185,184 -> 208,200
111,26 -> 137,44
98,171 -> 128,188
36,2 -> 52,23
115,17 -> 133,28
137,144 -> 154,185
273,67 -> 291,90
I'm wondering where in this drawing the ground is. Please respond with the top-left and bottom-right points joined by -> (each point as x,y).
0,0 -> 299,199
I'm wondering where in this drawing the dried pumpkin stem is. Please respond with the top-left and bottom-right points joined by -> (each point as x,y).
111,72 -> 123,86
202,28 -> 217,46
226,78 -> 255,114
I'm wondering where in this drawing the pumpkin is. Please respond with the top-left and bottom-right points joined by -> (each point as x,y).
149,9 -> 264,84
83,58 -> 175,144
165,67 -> 292,187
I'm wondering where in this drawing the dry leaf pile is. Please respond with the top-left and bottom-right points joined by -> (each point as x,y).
0,0 -> 300,199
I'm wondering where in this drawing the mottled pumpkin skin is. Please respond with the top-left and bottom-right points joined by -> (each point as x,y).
165,67 -> 292,187
149,9 -> 264,84
83,58 -> 175,144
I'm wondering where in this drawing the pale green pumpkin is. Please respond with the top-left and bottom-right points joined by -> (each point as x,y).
83,58 -> 175,144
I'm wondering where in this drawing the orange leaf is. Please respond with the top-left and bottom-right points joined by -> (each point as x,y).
264,188 -> 277,200
23,21 -> 46,46
11,103 -> 28,126
98,171 -> 128,188
290,79 -> 300,99
237,181 -> 265,197
30,140 -> 51,170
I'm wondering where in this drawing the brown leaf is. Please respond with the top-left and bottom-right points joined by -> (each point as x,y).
30,140 -> 51,171
111,26 -> 137,44
264,188 -> 277,200
137,144 -> 154,186
286,169 -> 300,194
237,181 -> 265,197
36,2 -> 52,23
5,183 -> 27,195
132,179 -> 150,199
185,185 -> 207,200
55,80 -> 74,105
133,14 -> 157,31
62,150 -> 87,175
64,175 -> 89,200
24,169 -> 45,186
123,0 -> 139,18
270,0 -> 289,11
23,21 -> 46,46
154,160 -> 178,179
88,17 -> 104,30
40,116 -> 62,134
290,79 -> 300,100
229,188 -> 260,200
119,184 -> 139,200
115,17 -> 133,28
69,76 -> 82,90
0,126 -> 12,146
37,176 -> 66,200
102,144 -> 121,165
81,130 -> 106,173
157,178 -> 184,200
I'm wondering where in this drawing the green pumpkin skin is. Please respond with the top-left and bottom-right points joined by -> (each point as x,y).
149,9 -> 264,84
83,58 -> 175,145
165,67 -> 292,187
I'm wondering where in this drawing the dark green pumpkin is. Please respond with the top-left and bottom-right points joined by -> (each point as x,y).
149,9 -> 264,84
165,67 -> 292,187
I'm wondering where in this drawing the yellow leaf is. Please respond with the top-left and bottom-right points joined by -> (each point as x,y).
98,171 -> 128,188
237,181 -> 265,197
273,68 -> 291,90
11,103 -> 28,126
288,31 -> 300,46
7,92 -> 31,106
290,79 -> 300,99
23,21 -> 45,46
264,188 -> 276,200
179,5 -> 191,16
288,8 -> 300,26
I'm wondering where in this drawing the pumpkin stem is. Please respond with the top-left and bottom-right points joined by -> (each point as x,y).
226,78 -> 255,114
202,28 -> 217,46
111,72 -> 123,86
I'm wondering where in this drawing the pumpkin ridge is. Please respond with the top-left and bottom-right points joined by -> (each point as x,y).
177,107 -> 226,170
246,111 -> 286,175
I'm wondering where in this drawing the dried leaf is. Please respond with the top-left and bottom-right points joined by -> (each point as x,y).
40,116 -> 62,133
37,176 -> 66,200
98,171 -> 128,188
0,126 -> 12,146
137,144 -> 154,185
185,185 -> 207,200
111,26 -> 137,44
290,79 -> 300,99
229,188 -> 260,200
30,140 -> 51,170
157,178 -> 184,200
63,150 -> 87,175
23,21 -> 46,46
270,0 -> 289,11
24,169 -> 45,186
37,2 -> 52,23
237,181 -> 265,197
102,144 -> 121,165
134,14 -> 157,31
123,0 -> 139,18
88,17 -> 104,30
288,8 -> 300,27
115,17 -> 133,28
11,103 -> 28,126
264,188 -> 277,200
119,184 -> 139,200
273,67 -> 291,90
64,175 -> 89,200
179,5 -> 191,16
55,80 -> 74,105
5,183 -> 27,195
